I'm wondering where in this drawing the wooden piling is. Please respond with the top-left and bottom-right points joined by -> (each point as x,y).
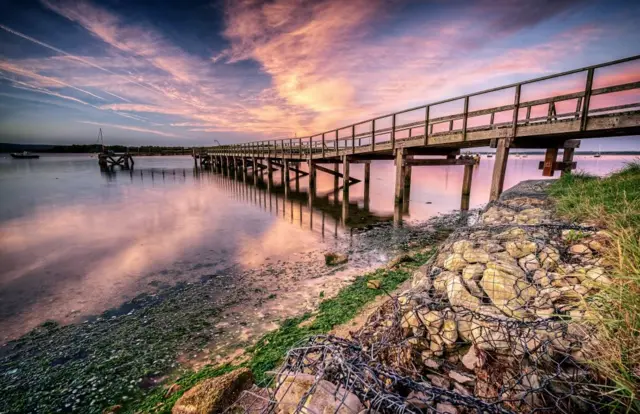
308,160 -> 316,189
461,163 -> 474,211
489,139 -> 509,201
394,149 -> 406,205
542,148 -> 558,177
561,147 -> 576,176
342,155 -> 350,225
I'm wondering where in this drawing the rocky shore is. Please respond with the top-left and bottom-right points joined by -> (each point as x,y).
183,180 -> 617,414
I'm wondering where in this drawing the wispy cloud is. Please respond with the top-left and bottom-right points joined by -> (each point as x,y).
76,121 -> 180,137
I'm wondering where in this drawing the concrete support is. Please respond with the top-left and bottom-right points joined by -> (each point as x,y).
489,139 -> 509,201
542,148 -> 559,177
461,164 -> 474,211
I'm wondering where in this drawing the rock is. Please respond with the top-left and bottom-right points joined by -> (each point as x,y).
433,271 -> 457,295
387,254 -> 414,269
538,246 -> 560,270
411,264 -> 432,289
485,242 -> 505,253
518,254 -> 540,272
444,254 -> 468,271
461,345 -> 485,370
419,310 -> 444,334
436,403 -> 459,414
421,355 -> 441,370
533,269 -> 552,288
401,311 -> 421,330
505,240 -> 537,258
426,374 -> 450,389
406,391 -> 429,409
462,264 -> 484,281
486,260 -> 525,278
481,267 -> 535,318
495,227 -> 527,241
446,274 -> 481,310
568,244 -> 591,255
366,279 -> 381,289
103,406 -> 122,414
453,382 -> 472,397
440,319 -> 458,347
172,368 -> 253,414
448,370 -> 475,384
274,373 -> 364,414
325,252 -> 348,266
452,240 -> 473,254
463,248 -> 490,264
588,239 -> 605,252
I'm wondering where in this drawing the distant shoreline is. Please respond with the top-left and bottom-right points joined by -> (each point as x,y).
1,143 -> 639,156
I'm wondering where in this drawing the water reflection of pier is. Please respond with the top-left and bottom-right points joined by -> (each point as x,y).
201,161 -> 394,235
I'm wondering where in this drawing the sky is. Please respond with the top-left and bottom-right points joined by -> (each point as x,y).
0,0 -> 639,149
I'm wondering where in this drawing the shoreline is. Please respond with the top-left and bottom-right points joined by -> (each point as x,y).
0,211 -> 458,413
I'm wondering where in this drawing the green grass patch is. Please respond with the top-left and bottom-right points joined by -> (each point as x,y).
126,249 -> 435,413
548,161 -> 640,412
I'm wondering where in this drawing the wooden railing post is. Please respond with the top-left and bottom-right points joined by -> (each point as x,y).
580,68 -> 594,131
423,106 -> 429,146
391,114 -> 396,151
462,96 -> 469,141
510,84 -> 521,146
371,119 -> 376,151
351,125 -> 356,154
322,133 -> 325,158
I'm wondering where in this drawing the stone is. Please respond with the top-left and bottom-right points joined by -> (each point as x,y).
538,246 -> 560,270
462,264 -> 484,281
588,239 -> 605,252
406,391 -> 429,409
495,227 -> 527,241
533,269 -> 552,288
421,355 -> 441,370
401,311 -> 421,330
366,279 -> 381,289
505,240 -> 537,259
436,403 -> 459,414
453,382 -> 472,397
387,254 -> 414,269
448,370 -> 475,384
486,260 -> 525,278
324,252 -> 348,266
433,271 -> 456,295
462,248 -> 490,264
419,310 -> 444,334
426,374 -> 450,389
446,274 -> 481,310
518,254 -> 540,272
568,244 -> 591,255
452,240 -> 473,254
481,267 -> 535,318
172,368 -> 253,414
444,254 -> 468,271
461,345 -> 485,371
411,264 -> 432,289
441,319 -> 458,347
274,373 -> 364,414
484,242 -> 505,253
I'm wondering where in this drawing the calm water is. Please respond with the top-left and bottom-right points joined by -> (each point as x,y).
0,152 -> 635,342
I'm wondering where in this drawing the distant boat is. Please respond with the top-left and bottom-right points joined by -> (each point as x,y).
594,145 -> 602,158
487,154 -> 493,158
10,151 -> 40,159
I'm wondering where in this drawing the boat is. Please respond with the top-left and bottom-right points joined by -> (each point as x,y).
594,145 -> 602,158
10,151 -> 40,159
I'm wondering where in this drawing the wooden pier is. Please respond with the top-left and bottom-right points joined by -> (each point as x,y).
196,55 -> 640,208
98,152 -> 134,170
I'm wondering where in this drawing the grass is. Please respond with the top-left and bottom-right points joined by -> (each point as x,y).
127,249 -> 435,413
548,161 -> 640,412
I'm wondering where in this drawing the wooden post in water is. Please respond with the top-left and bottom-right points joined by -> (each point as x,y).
403,156 -> 412,214
461,163 -> 474,211
364,162 -> 371,211
489,139 -> 509,201
394,148 -> 406,205
542,148 -> 558,177
308,160 -> 316,190
342,155 -> 350,226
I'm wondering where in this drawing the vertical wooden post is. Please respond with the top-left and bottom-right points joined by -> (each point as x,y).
342,154 -> 350,226
322,133 -> 325,158
252,156 -> 258,184
308,160 -> 316,190
461,163 -> 474,211
561,147 -> 576,176
371,119 -> 376,151
351,125 -> 356,154
580,68 -> 594,131
364,162 -> 370,211
462,96 -> 469,141
267,158 -> 273,186
394,148 -> 405,205
489,139 -> 510,201
423,106 -> 430,146
542,147 -> 558,177
391,114 -> 396,151
403,156 -> 412,213
510,84 -> 521,146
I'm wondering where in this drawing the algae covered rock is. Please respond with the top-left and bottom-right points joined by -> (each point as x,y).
172,368 -> 253,414
324,252 -> 348,266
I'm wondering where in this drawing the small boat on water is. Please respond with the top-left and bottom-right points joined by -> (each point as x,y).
594,145 -> 602,158
10,151 -> 40,159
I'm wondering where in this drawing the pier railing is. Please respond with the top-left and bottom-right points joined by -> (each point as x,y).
205,55 -> 640,159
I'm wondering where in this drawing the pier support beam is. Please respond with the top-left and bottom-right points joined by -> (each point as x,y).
542,148 -> 558,177
403,156 -> 412,213
461,164 -> 474,211
308,160 -> 317,190
342,155 -> 350,226
490,139 -> 509,202
364,162 -> 371,211
394,148 -> 406,205
561,147 -> 576,176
